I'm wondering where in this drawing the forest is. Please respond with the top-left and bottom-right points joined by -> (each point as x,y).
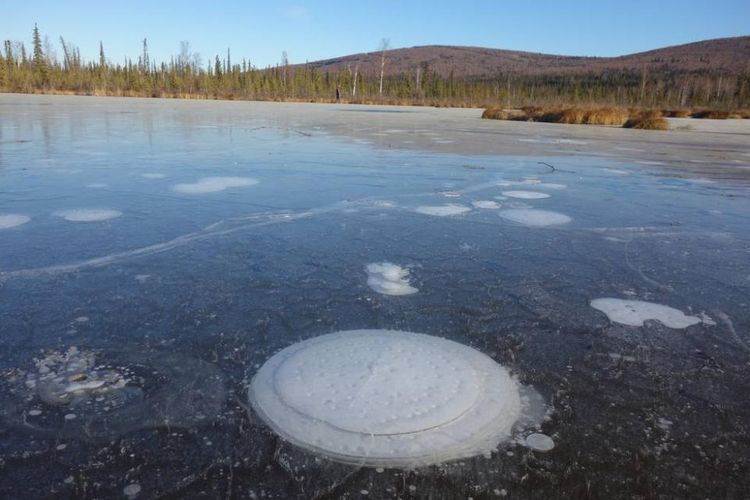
2,25 -> 749,110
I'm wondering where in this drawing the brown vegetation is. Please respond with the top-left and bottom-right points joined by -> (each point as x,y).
691,110 -> 730,119
623,111 -> 670,130
482,106 -> 630,125
662,109 -> 691,117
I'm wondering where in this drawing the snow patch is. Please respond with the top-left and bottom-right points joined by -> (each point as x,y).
415,204 -> 471,217
173,177 -> 259,194
365,262 -> 418,296
54,209 -> 122,222
0,214 -> 31,229
499,209 -> 571,227
590,298 -> 701,329
502,191 -> 551,200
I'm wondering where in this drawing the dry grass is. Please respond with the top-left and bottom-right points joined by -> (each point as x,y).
623,111 -> 669,130
691,110 -> 730,119
662,109 -> 691,118
482,106 -> 629,125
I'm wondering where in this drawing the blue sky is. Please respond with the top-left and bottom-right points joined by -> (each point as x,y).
2,1 -> 748,68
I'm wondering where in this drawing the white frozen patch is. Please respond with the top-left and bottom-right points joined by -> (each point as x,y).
54,209 -> 122,223
699,312 -> 716,326
123,484 -> 142,497
499,209 -> 571,227
590,298 -> 701,329
501,191 -> 551,200
135,274 -> 151,283
365,263 -> 418,296
86,183 -> 108,188
523,433 -> 555,452
472,200 -> 500,209
141,173 -> 166,179
636,160 -> 665,166
438,191 -> 461,198
415,204 -> 471,217
602,168 -> 629,175
522,178 -> 542,184
249,330 -> 526,467
173,177 -> 259,194
0,214 -> 31,229
536,183 -> 567,190
614,147 -> 645,152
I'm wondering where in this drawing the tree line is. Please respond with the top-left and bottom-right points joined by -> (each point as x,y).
2,25 -> 748,109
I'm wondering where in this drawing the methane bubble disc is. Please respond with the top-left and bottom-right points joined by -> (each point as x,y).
0,214 -> 31,229
53,209 -> 122,222
0,347 -> 226,441
415,204 -> 471,217
172,176 -> 258,194
499,209 -> 571,227
501,191 -> 551,200
248,330 -> 539,467
590,298 -> 701,329
366,262 -> 418,296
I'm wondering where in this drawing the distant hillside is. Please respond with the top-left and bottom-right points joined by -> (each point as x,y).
305,36 -> 750,78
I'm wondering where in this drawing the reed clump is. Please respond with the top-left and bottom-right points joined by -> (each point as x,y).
623,110 -> 669,130
482,106 -> 629,125
691,110 -> 730,119
662,109 -> 691,118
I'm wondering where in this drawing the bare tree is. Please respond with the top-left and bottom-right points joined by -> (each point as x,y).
378,38 -> 390,95
282,50 -> 288,88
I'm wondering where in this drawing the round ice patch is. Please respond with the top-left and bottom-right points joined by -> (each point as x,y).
249,330 -> 523,467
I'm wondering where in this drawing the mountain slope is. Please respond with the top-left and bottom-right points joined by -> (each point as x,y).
304,36 -> 750,78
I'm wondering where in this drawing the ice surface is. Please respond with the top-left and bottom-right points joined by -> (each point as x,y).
499,209 -> 572,227
365,262 -> 418,296
172,176 -> 258,194
415,204 -> 471,216
249,330 -> 526,467
0,214 -> 30,229
1,347 -> 227,440
53,209 -> 122,222
141,173 -> 166,179
501,191 -> 551,200
590,298 -> 701,329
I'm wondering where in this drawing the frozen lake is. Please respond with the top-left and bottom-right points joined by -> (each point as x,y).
1,94 -> 749,498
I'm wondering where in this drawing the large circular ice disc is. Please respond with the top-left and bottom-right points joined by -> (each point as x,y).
274,332 -> 482,434
249,330 -> 524,467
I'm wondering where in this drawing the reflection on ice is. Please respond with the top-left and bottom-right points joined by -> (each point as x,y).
172,176 -> 258,194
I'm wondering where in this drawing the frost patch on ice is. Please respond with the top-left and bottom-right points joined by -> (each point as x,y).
523,433 -> 555,452
602,168 -> 629,175
365,262 -> 418,296
590,298 -> 701,329
248,330 -> 536,467
438,191 -> 462,198
636,160 -> 665,166
0,214 -> 31,229
141,173 -> 166,179
501,191 -> 551,200
415,204 -> 471,217
173,176 -> 258,194
499,209 -> 571,227
536,182 -> 567,190
472,200 -> 500,209
86,183 -> 108,188
54,209 -> 122,222
135,274 -> 151,283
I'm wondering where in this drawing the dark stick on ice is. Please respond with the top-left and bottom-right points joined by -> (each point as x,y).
538,161 -> 576,174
